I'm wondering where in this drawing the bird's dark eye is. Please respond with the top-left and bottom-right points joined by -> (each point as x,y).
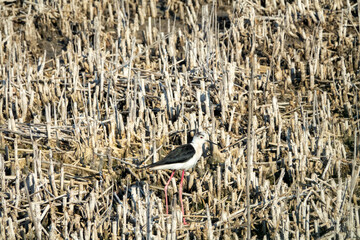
200,136 -> 203,139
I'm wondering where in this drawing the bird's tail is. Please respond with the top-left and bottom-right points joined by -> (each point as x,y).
136,160 -> 148,169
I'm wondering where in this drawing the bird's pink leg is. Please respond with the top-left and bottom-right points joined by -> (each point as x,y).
179,170 -> 188,225
164,170 -> 176,214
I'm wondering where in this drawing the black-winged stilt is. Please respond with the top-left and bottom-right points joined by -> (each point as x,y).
143,132 -> 208,225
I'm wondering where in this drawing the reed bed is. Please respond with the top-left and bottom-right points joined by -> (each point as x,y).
0,0 -> 359,239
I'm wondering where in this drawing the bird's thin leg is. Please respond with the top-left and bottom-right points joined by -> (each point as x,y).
164,170 -> 176,215
179,170 -> 188,225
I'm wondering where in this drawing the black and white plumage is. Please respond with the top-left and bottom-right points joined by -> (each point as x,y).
142,132 -> 208,225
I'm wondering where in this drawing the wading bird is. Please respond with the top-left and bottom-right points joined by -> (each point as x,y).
142,132 -> 208,225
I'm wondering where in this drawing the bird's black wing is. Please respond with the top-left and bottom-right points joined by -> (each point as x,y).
144,144 -> 196,168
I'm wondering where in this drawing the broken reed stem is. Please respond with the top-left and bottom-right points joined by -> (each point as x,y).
246,19 -> 256,240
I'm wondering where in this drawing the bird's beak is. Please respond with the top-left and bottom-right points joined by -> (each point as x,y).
207,140 -> 219,146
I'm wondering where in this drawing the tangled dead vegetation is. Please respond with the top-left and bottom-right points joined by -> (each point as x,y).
0,0 -> 359,239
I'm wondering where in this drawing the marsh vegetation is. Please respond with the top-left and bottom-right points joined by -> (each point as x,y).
0,0 -> 359,239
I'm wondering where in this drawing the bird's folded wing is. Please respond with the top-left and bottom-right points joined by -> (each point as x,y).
145,144 -> 196,168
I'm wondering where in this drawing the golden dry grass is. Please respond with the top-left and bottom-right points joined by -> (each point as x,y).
0,0 -> 359,239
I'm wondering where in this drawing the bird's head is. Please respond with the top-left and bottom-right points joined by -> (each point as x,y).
192,132 -> 208,146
